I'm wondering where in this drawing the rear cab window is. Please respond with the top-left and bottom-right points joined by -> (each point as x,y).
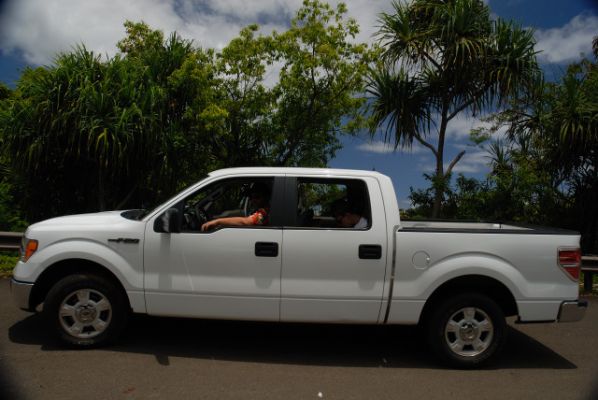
292,178 -> 371,229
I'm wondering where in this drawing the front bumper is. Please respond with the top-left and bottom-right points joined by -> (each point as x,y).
10,278 -> 34,311
557,300 -> 588,322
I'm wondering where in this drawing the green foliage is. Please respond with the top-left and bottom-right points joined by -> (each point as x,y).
0,253 -> 18,276
117,20 -> 165,56
1,38 -> 215,220
0,179 -> 28,231
0,83 -> 11,100
407,143 -> 566,225
0,87 -> 28,231
269,1 -> 372,166
368,0 -> 540,217
0,1 -> 372,225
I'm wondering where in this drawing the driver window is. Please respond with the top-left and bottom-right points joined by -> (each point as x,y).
180,178 -> 274,232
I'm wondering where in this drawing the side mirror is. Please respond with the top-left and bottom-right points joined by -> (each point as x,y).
154,208 -> 180,233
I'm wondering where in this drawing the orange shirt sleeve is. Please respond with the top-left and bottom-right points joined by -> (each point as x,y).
249,208 -> 268,225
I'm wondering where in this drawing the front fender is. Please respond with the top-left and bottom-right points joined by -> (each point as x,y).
14,239 -> 144,293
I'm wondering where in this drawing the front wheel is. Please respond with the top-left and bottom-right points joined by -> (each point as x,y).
425,293 -> 507,368
43,274 -> 128,347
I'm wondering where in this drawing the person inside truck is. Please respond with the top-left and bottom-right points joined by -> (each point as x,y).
201,182 -> 270,231
331,199 -> 368,229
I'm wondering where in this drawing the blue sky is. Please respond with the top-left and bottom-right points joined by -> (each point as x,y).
1,0 -> 597,209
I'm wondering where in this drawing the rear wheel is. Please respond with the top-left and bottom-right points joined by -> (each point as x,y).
43,274 -> 128,347
425,293 -> 506,368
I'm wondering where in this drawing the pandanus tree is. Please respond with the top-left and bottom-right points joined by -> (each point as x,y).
367,0 -> 540,217
1,32 -> 215,220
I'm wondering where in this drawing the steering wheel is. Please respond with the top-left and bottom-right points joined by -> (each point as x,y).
181,204 -> 198,231
195,206 -> 210,225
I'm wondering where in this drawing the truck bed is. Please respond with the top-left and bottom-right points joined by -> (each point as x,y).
387,219 -> 581,325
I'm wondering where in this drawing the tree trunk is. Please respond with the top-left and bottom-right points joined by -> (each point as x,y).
432,105 -> 449,218
432,164 -> 443,218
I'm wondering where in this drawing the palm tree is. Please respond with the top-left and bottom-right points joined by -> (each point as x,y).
368,0 -> 540,217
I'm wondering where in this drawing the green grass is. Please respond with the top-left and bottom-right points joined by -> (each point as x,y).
580,271 -> 598,296
580,271 -> 598,283
0,253 -> 18,277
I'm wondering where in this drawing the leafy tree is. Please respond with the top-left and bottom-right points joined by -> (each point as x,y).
207,0 -> 372,168
204,24 -> 277,167
269,1 -> 371,166
367,0 -> 540,217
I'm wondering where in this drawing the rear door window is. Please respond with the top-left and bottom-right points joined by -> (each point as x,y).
293,178 -> 370,229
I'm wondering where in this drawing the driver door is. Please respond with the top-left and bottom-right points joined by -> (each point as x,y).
144,176 -> 284,321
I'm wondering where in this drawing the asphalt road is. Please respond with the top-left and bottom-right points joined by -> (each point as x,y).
1,278 -> 597,400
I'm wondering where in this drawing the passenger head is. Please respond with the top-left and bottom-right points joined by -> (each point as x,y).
249,182 -> 270,208
331,199 -> 361,228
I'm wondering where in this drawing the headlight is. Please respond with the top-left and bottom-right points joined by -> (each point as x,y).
20,237 -> 38,262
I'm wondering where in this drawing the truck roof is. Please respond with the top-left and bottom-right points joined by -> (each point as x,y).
208,167 -> 387,179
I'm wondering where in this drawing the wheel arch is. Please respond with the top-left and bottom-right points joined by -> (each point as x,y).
29,258 -> 131,312
419,274 -> 518,324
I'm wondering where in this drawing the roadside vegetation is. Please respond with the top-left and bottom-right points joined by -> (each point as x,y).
0,0 -> 597,255
0,253 -> 18,277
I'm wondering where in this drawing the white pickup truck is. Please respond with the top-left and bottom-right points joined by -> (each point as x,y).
11,167 -> 587,367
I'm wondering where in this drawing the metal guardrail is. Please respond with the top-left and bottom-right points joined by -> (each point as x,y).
0,231 -> 23,252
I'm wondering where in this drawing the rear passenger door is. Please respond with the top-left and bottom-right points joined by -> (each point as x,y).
280,176 -> 388,323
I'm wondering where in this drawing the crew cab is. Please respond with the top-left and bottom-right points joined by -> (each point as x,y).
10,167 -> 587,367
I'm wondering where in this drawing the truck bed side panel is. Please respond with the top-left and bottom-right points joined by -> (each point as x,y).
386,230 -> 580,324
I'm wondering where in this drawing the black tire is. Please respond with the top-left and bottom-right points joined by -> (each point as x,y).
43,274 -> 128,348
425,293 -> 507,368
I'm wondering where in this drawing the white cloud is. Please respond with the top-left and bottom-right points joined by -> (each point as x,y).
357,141 -> 396,154
0,0 -> 393,65
445,114 -> 508,140
4,1 -> 596,72
446,114 -> 494,139
357,139 -> 429,154
445,115 -> 481,139
0,0 -> 187,64
398,198 -> 413,209
448,149 -> 490,174
417,148 -> 491,175
535,13 -> 598,64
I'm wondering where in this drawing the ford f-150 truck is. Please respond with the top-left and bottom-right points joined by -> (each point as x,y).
10,167 -> 587,367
